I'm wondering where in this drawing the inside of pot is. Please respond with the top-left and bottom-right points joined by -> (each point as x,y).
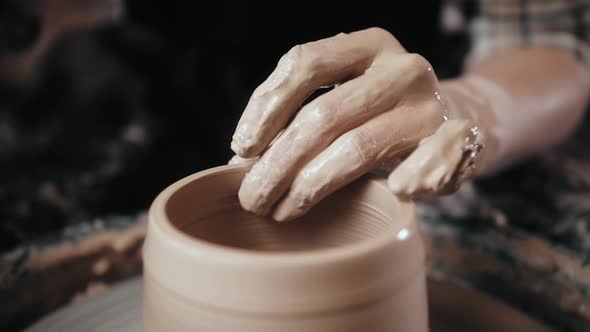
164,167 -> 409,252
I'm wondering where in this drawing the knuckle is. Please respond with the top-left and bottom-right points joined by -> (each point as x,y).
402,53 -> 434,80
421,100 -> 445,120
421,103 -> 446,130
405,53 -> 432,71
342,130 -> 376,166
394,53 -> 437,93
285,44 -> 304,62
251,83 -> 272,100
285,43 -> 318,73
305,102 -> 338,132
365,27 -> 400,49
366,27 -> 394,41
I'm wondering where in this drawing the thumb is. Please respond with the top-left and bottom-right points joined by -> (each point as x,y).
388,119 -> 481,198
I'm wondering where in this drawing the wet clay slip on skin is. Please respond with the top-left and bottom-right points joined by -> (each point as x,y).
142,164 -> 428,332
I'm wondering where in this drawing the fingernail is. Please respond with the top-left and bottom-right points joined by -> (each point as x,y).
228,155 -> 242,165
231,124 -> 253,155
272,204 -> 294,222
231,131 -> 256,157
272,196 -> 307,222
228,155 -> 258,167
238,163 -> 279,216
272,205 -> 300,222
238,186 -> 269,216
388,176 -> 419,199
232,136 -> 262,159
231,139 -> 244,156
387,176 -> 402,194
238,177 -> 263,214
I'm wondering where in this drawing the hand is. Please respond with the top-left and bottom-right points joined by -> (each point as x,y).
231,28 -> 482,222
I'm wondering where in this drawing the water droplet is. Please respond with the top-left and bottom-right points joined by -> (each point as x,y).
397,228 -> 410,240
434,91 -> 441,101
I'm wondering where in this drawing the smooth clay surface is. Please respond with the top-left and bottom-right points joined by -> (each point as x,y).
143,164 -> 428,332
24,277 -> 553,332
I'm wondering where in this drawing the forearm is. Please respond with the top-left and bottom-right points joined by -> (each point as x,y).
441,47 -> 590,175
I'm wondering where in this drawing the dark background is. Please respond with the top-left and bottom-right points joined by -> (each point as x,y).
0,0 -> 472,252
5,3 -> 590,332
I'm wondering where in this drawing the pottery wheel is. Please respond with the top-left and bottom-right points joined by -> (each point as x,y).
24,277 -> 553,332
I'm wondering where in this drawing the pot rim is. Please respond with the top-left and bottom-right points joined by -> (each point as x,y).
147,164 -> 417,267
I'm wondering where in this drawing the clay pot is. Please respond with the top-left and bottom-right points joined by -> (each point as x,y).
143,165 -> 428,332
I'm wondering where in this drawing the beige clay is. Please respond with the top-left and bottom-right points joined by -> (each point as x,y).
143,164 -> 428,332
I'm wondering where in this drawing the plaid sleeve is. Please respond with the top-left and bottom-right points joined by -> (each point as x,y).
467,0 -> 590,68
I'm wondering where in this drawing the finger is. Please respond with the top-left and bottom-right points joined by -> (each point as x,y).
231,28 -> 404,158
228,129 -> 285,165
387,119 -> 480,198
228,155 -> 259,165
271,101 -> 444,222
238,53 -> 432,215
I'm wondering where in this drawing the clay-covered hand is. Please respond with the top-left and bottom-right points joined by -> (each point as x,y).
231,28 -> 481,222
